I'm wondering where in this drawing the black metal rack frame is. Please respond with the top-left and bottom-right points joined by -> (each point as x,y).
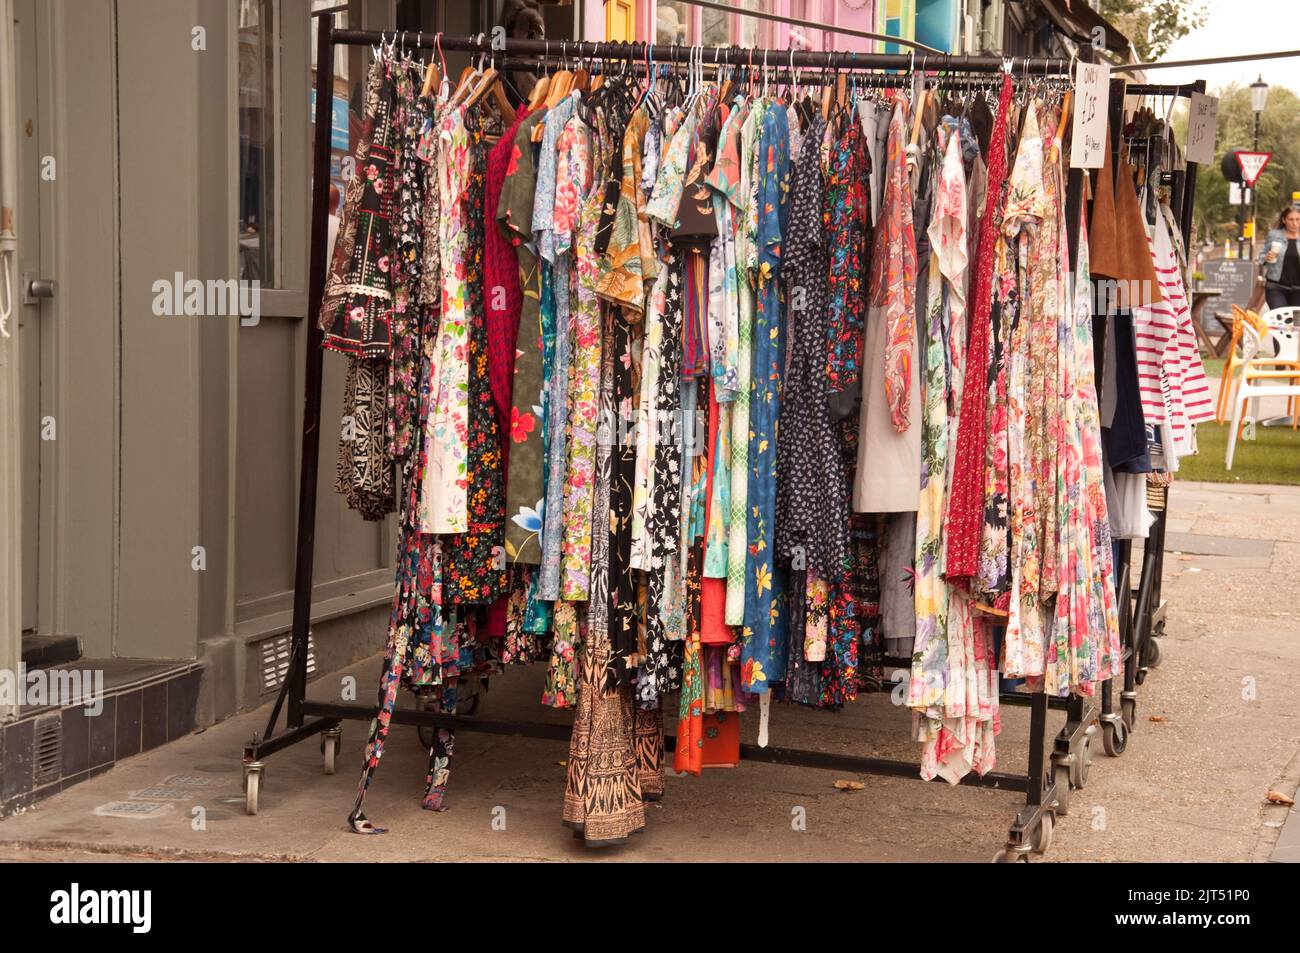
1093,77 -> 1204,757
240,17 -> 1185,861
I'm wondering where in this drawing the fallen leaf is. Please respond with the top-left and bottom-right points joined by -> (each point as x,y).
1148,715 -> 1167,723
1265,790 -> 1295,806
833,779 -> 865,791
557,760 -> 568,767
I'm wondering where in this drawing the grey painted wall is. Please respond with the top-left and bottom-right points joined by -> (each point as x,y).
11,0 -> 405,724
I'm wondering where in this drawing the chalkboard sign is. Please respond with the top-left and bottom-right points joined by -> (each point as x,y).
1197,258 -> 1256,326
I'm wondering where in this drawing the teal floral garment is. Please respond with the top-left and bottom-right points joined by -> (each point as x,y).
741,104 -> 790,695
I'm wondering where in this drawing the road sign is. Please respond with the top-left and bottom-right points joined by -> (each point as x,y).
1237,151 -> 1272,187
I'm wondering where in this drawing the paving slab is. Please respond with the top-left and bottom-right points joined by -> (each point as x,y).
1,480 -> 1298,862
1163,532 -> 1275,559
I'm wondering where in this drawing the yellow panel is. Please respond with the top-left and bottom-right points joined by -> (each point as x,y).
606,0 -> 635,41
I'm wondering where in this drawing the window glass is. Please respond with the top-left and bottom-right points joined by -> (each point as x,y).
238,0 -> 277,284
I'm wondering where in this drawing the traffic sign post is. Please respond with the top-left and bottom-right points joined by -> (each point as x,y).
1237,151 -> 1272,187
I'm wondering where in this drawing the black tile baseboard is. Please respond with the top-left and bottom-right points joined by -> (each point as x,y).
0,661 -> 204,818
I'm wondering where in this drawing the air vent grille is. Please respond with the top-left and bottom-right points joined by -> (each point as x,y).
260,632 -> 317,693
33,715 -> 62,787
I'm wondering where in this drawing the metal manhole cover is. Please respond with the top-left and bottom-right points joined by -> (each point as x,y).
126,787 -> 192,802
161,774 -> 218,787
92,801 -> 176,819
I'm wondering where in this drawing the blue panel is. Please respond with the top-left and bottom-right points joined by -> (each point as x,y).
310,87 -> 351,152
915,0 -> 958,54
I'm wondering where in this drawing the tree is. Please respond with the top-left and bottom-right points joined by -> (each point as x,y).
1182,83 -> 1300,247
1098,0 -> 1208,62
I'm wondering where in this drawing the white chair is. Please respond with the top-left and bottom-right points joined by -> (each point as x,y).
1225,306 -> 1300,469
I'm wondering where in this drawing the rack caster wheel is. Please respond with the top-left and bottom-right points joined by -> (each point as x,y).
1052,761 -> 1072,816
321,726 -> 341,775
993,847 -> 1031,863
1072,732 -> 1093,789
1121,696 -> 1137,731
1032,812 -> 1054,854
242,761 -> 264,815
1135,665 -> 1148,686
1142,636 -> 1162,669
1102,717 -> 1128,756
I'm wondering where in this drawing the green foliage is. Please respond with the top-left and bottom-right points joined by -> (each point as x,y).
1181,83 -> 1300,246
1098,0 -> 1208,61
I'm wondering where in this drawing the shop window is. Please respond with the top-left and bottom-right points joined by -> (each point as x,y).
311,2 -> 356,238
238,0 -> 278,285
653,2 -> 849,55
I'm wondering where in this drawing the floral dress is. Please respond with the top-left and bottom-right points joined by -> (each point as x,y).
559,115 -> 603,601
500,110 -> 548,565
740,103 -> 789,695
441,113 -> 507,607
824,114 -> 870,396
726,99 -> 765,625
946,75 -> 1014,583
417,103 -> 472,534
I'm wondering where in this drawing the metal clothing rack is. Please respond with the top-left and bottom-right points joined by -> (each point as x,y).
240,17 -> 1122,862
1093,77 -> 1205,757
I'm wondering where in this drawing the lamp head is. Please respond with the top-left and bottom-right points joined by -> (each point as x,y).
1251,75 -> 1270,114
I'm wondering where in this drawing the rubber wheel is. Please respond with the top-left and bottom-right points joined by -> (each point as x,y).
1032,812 -> 1054,854
1135,665 -> 1147,686
1142,636 -> 1163,669
1122,696 -> 1137,731
993,848 -> 1029,863
1072,736 -> 1092,789
245,771 -> 261,816
322,733 -> 338,775
1053,762 -> 1072,816
1103,718 -> 1128,756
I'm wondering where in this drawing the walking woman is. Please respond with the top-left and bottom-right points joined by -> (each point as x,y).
1260,204 -> 1300,310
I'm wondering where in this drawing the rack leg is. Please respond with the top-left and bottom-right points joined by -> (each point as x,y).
994,692 -> 1057,861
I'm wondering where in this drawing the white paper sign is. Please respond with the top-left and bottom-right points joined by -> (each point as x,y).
1070,61 -> 1110,169
1186,92 -> 1218,166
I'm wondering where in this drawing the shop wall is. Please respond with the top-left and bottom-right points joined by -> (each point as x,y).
18,0 -> 407,725
43,1 -> 122,659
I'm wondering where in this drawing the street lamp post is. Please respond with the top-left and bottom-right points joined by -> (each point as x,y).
1250,75 -> 1270,259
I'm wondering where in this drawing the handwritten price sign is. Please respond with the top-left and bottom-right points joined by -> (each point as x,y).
1070,61 -> 1111,169
1186,92 -> 1219,166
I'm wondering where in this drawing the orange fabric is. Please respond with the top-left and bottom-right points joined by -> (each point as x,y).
1088,126 -> 1120,281
1111,148 -> 1163,308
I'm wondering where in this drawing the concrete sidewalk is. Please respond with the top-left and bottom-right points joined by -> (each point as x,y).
2,481 -> 1298,863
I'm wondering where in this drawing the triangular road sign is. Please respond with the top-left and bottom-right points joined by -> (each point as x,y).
1237,151 -> 1272,187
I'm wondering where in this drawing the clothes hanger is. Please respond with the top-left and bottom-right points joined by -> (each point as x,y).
589,43 -> 605,93
544,41 -> 574,108
718,46 -> 734,104
465,42 -> 516,124
820,51 -> 834,119
420,32 -> 442,98
527,41 -> 551,111
574,42 -> 592,93
909,56 -> 928,144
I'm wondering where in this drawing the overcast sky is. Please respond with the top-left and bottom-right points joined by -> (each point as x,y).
1156,0 -> 1300,95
